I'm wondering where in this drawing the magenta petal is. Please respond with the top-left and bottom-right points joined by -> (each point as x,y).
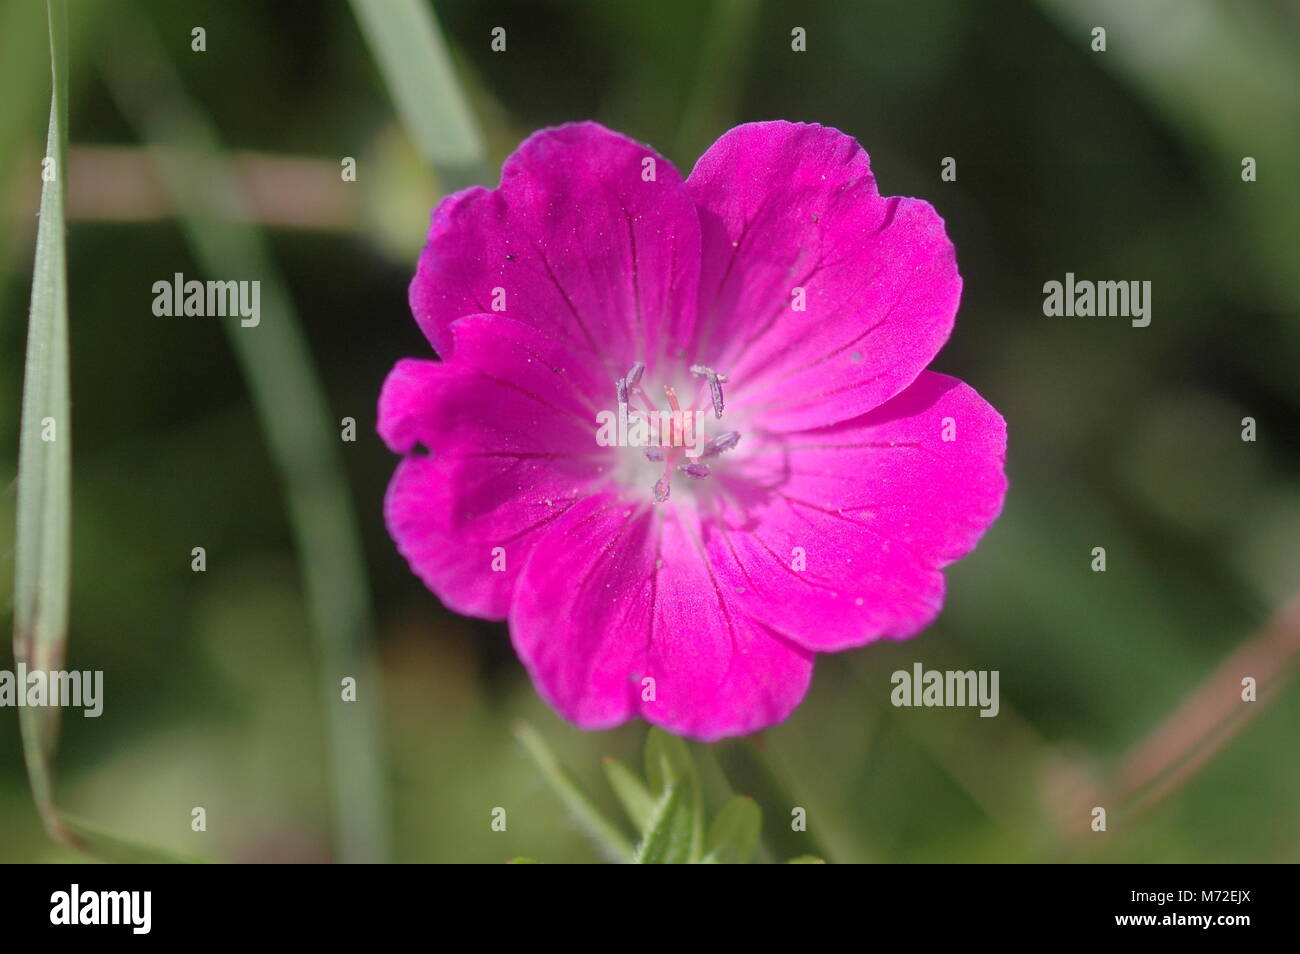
687,121 -> 961,431
510,494 -> 815,741
377,356 -> 442,456
409,122 -> 701,378
383,457 -> 516,619
704,371 -> 1007,651
379,315 -> 610,619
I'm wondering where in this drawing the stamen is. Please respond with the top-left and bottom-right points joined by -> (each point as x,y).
615,376 -> 629,416
689,365 -> 728,419
616,361 -> 646,421
701,430 -> 741,458
615,363 -> 738,502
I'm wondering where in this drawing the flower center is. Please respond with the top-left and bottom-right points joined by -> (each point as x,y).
615,360 -> 741,503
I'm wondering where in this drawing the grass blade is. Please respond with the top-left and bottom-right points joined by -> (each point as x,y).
59,815 -> 208,864
674,0 -> 760,161
13,0 -> 71,843
349,0 -> 487,190
12,0 -> 198,864
0,0 -> 85,322
99,6 -> 390,863
514,723 -> 634,862
601,756 -> 656,834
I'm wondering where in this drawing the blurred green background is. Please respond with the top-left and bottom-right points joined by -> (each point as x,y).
1,0 -> 1297,862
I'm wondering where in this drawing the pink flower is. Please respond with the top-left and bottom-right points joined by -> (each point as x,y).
379,121 -> 1007,741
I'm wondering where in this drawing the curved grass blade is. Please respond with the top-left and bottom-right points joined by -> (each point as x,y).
13,0 -> 71,842
515,723 -> 634,863
59,815 -> 208,864
13,0 -> 198,864
0,0 -> 88,322
348,0 -> 487,191
99,6 -> 390,863
602,756 -> 656,834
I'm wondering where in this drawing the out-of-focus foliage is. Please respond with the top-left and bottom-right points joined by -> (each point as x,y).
1,0 -> 1296,862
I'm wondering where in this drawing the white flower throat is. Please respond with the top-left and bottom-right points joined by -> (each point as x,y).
599,360 -> 742,503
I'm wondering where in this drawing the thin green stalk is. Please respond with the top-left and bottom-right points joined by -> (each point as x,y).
100,6 -> 389,863
514,723 -> 634,862
674,0 -> 760,162
348,0 -> 488,191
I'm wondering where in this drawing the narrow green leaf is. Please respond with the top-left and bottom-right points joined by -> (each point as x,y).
0,0 -> 92,315
644,728 -> 695,794
602,757 -> 657,834
59,816 -> 205,864
12,2 -> 206,863
674,0 -> 760,161
705,796 -> 761,864
633,781 -> 694,864
787,855 -> 827,864
13,0 -> 71,842
514,723 -> 634,863
98,7 -> 389,863
643,728 -> 706,861
348,0 -> 487,190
